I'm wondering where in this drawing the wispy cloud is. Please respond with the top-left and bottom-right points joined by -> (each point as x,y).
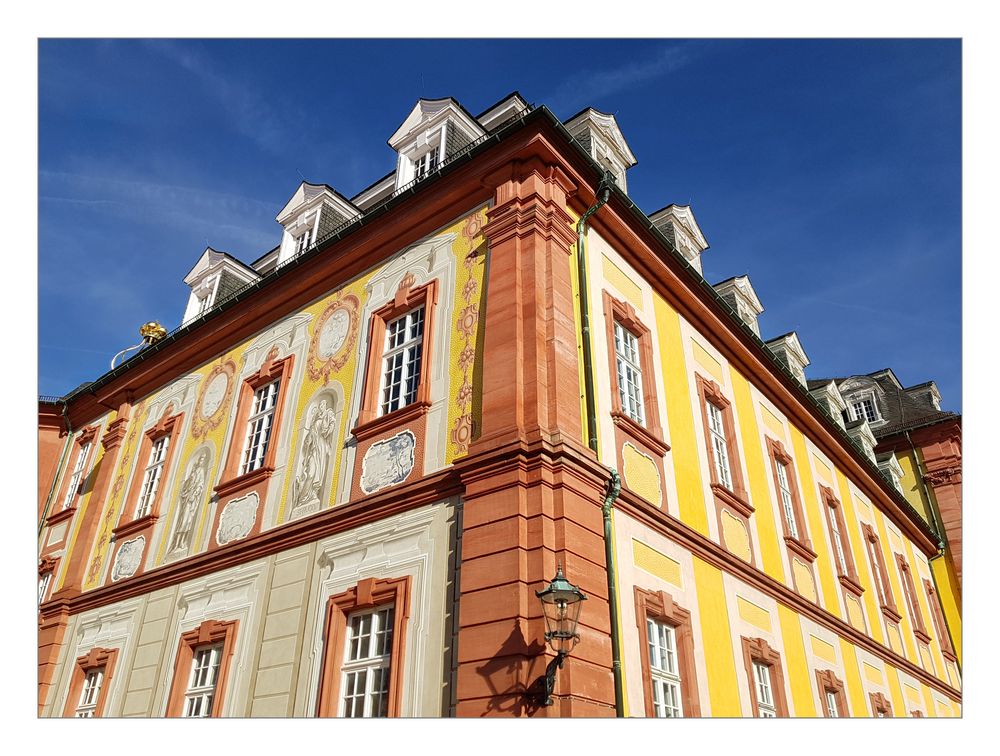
543,43 -> 694,114
39,169 -> 276,252
143,40 -> 301,154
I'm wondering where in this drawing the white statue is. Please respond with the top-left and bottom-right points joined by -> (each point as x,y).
169,451 -> 208,554
290,399 -> 338,514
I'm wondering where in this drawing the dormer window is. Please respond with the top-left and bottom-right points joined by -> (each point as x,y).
850,393 -> 880,424
294,228 -> 313,256
412,146 -> 440,181
275,183 -> 360,267
182,248 -> 259,326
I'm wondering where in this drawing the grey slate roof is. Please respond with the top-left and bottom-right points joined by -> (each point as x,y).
828,371 -> 959,438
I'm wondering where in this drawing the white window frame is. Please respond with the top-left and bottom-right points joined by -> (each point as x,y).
646,618 -> 683,717
866,536 -> 890,607
379,306 -> 425,416
182,643 -> 223,718
75,667 -> 105,717
411,145 -> 440,181
707,401 -> 733,490
824,689 -> 839,718
753,661 -> 777,717
240,379 -> 280,475
62,441 -> 92,509
828,504 -> 849,577
340,605 -> 395,718
135,435 -> 170,519
614,321 -> 645,426
38,572 -> 53,606
775,460 -> 798,539
294,227 -> 313,256
850,393 -> 880,424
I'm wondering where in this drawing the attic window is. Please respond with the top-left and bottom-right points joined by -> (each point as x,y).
413,146 -> 440,181
850,394 -> 880,424
294,228 -> 313,255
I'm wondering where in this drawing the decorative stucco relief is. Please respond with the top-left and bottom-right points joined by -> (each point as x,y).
307,294 -> 359,383
168,448 -> 211,556
360,430 -> 416,494
289,398 -> 338,517
192,360 -> 236,439
216,492 -> 259,546
110,536 -> 145,582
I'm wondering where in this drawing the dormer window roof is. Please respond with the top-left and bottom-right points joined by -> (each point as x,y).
181,247 -> 259,326
765,332 -> 810,387
564,108 -> 637,193
713,275 -> 764,336
275,182 -> 361,266
649,204 -> 709,274
476,91 -> 529,132
389,98 -> 485,190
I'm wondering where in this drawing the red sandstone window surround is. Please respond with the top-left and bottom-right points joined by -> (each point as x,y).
215,348 -> 294,500
923,578 -> 956,660
316,575 -> 411,717
895,554 -> 931,644
165,619 -> 239,717
634,588 -> 701,717
38,556 -> 59,606
355,278 -> 438,440
819,485 -> 864,598
862,523 -> 902,624
741,636 -> 789,717
48,425 -> 100,525
62,647 -> 119,717
113,407 -> 184,540
695,375 -> 751,511
765,438 -> 815,563
870,690 -> 893,718
815,668 -> 849,717
602,292 -> 666,447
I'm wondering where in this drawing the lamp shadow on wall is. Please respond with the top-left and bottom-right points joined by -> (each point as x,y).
474,620 -> 549,717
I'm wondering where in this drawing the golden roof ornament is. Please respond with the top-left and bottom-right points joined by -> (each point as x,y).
111,321 -> 168,369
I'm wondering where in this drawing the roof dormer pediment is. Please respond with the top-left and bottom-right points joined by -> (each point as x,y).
388,97 -> 484,152
276,182 -> 360,227
565,108 -> 637,166
650,204 -> 709,251
183,247 -> 258,287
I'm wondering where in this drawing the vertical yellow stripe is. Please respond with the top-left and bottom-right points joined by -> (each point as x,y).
789,428 -> 841,615
608,510 -> 628,717
569,234 -> 594,450
692,556 -> 742,715
920,682 -> 936,718
729,370 -> 785,583
776,605 -> 816,716
834,471 -> 885,644
903,539 -> 947,680
838,640 -> 870,717
885,665 -> 907,717
652,294 -> 709,535
930,554 -> 962,662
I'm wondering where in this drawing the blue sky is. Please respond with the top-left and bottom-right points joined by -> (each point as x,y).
38,39 -> 962,409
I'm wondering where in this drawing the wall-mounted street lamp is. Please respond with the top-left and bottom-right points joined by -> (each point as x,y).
535,564 -> 587,706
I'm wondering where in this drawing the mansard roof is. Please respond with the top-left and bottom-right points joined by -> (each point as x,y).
825,370 -> 959,438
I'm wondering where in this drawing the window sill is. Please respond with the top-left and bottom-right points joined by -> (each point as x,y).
838,574 -> 865,597
112,512 -> 158,540
214,466 -> 274,500
783,535 -> 817,563
880,604 -> 903,625
711,483 -> 754,518
46,505 -> 77,528
611,411 -> 669,456
353,400 -> 430,443
914,629 -> 932,645
941,648 -> 958,663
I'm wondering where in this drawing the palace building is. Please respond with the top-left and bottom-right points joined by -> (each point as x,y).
37,92 -> 961,718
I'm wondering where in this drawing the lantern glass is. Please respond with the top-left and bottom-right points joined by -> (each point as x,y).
536,566 -> 586,655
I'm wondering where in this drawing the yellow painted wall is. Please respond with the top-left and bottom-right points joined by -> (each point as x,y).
692,557 -> 741,715
895,447 -> 934,525
653,295 -> 709,535
777,605 -> 816,716
872,512 -> 918,664
729,370 -> 785,583
931,554 -> 962,662
834,471 -> 885,644
838,640 -> 869,717
886,665 -> 907,718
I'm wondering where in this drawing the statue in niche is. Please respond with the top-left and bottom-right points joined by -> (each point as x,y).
290,399 -> 338,515
169,450 -> 209,554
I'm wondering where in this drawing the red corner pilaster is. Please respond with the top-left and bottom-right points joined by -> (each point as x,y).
915,421 -> 962,586
38,599 -> 71,714
453,157 -> 614,717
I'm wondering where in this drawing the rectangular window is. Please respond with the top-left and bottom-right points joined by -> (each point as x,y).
197,292 -> 213,315
707,401 -> 732,490
241,379 -> 280,474
62,441 -> 92,509
295,229 -> 312,255
412,146 -> 439,180
380,306 -> 424,416
182,644 -> 223,718
825,689 -> 839,718
38,572 -> 52,606
852,397 -> 878,424
753,661 -> 776,717
341,606 -> 395,718
896,556 -> 929,640
828,503 -> 849,576
646,618 -> 683,717
614,322 -> 645,426
135,435 -> 170,519
866,534 -> 891,608
75,668 -> 105,718
775,461 -> 798,539
924,579 -> 955,657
